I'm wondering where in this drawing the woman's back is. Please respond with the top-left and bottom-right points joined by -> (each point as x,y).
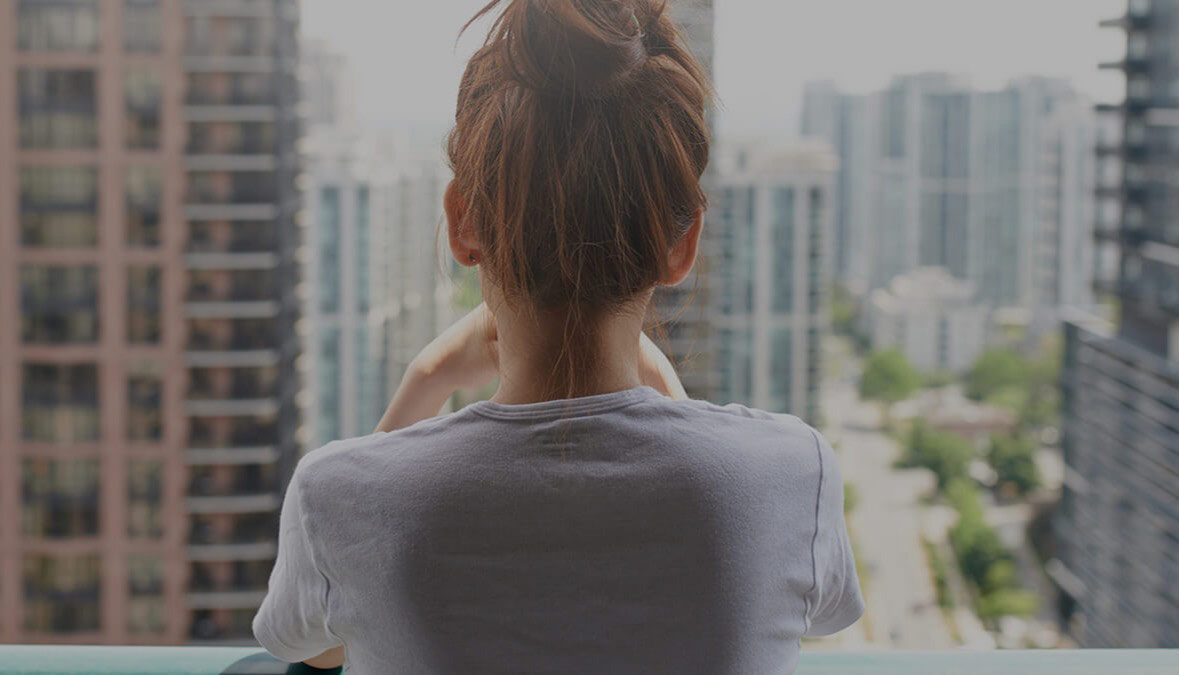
254,388 -> 862,673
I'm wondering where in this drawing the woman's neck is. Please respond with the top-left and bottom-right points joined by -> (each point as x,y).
490,301 -> 647,405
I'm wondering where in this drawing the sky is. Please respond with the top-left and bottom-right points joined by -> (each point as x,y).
301,0 -> 1127,150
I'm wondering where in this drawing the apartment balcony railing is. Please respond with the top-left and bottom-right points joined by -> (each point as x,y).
185,90 -> 276,106
0,648 -> 1176,674
188,476 -> 277,499
186,284 -> 277,304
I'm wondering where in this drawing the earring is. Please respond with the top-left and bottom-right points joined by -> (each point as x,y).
469,253 -> 477,264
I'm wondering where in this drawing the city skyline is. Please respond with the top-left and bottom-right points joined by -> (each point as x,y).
301,0 -> 1126,144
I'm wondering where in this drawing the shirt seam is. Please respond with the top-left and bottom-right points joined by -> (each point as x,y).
467,388 -> 659,421
295,471 -> 350,663
803,427 -> 825,635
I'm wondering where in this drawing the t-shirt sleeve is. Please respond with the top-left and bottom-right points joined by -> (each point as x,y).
803,430 -> 865,636
252,468 -> 340,663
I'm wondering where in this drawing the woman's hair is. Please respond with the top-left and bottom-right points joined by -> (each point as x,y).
448,0 -> 711,394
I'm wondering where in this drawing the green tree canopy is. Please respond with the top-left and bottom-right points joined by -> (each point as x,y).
988,433 -> 1042,496
902,420 -> 975,490
859,350 -> 922,406
965,348 -> 1027,401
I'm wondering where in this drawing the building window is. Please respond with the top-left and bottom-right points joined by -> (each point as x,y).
319,187 -> 341,313
770,327 -> 793,414
185,72 -> 275,106
357,186 -> 371,313
17,0 -> 99,52
318,326 -> 341,446
186,170 -> 275,204
23,554 -> 101,634
128,369 -> 163,442
808,188 -> 824,314
18,69 -> 97,148
20,265 -> 99,344
21,363 -> 100,443
20,166 -> 99,247
127,166 -> 162,247
773,188 -> 795,313
128,460 -> 163,539
123,0 -> 162,53
125,69 -> 162,149
128,554 -> 165,634
128,267 -> 162,344
187,121 -> 276,155
184,15 -> 276,57
21,458 -> 100,538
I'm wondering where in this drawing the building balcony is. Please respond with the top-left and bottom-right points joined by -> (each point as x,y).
184,105 -> 278,123
185,155 -> 277,171
184,203 -> 279,221
186,589 -> 269,610
186,445 -> 279,466
0,648 -> 1176,674
185,301 -> 281,320
185,398 -> 279,417
185,252 -> 280,271
1099,57 -> 1150,74
187,541 -> 276,562
185,493 -> 281,515
188,474 -> 277,500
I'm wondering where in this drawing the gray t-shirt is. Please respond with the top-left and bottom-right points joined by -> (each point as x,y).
253,386 -> 862,674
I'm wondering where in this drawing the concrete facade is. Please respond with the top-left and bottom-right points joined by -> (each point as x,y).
1,0 -> 301,644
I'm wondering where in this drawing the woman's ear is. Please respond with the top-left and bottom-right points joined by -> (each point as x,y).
661,210 -> 704,287
445,180 -> 481,267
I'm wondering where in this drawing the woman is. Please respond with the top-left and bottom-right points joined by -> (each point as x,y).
253,0 -> 862,672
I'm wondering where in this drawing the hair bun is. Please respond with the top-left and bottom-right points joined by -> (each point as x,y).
476,0 -> 660,98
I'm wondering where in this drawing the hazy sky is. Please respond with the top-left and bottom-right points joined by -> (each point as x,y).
301,0 -> 1127,146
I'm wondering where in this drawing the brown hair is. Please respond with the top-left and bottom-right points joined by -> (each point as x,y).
448,0 -> 711,396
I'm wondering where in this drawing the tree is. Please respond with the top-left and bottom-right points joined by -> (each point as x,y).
977,588 -> 1040,620
950,508 -> 1011,590
988,434 -> 1042,496
843,482 -> 859,515
966,348 -> 1027,401
902,420 -> 974,490
859,350 -> 922,422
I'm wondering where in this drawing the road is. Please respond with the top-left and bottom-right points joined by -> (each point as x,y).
820,374 -> 958,649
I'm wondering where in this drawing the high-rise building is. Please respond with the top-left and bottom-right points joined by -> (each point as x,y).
658,0 -> 714,398
0,0 -> 300,644
867,267 -> 990,374
1054,0 -> 1179,648
301,130 -> 386,447
300,38 -> 354,130
711,143 -> 835,424
802,76 -> 1098,320
300,127 -> 453,447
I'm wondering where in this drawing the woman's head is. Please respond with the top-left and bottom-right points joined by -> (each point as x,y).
445,0 -> 711,314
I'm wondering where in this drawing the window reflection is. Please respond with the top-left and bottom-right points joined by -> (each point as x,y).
19,69 -> 97,149
21,363 -> 100,443
20,458 -> 100,538
128,266 -> 162,344
18,0 -> 99,52
23,554 -> 101,634
20,265 -> 99,344
125,69 -> 162,150
20,166 -> 99,247
128,370 -> 163,442
127,165 -> 162,247
128,460 -> 163,539
124,0 -> 162,53
128,554 -> 166,634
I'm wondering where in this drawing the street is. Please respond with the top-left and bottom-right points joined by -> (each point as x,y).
817,373 -> 958,649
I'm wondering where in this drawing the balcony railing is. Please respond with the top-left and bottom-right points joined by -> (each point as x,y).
0,648 -> 1176,674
